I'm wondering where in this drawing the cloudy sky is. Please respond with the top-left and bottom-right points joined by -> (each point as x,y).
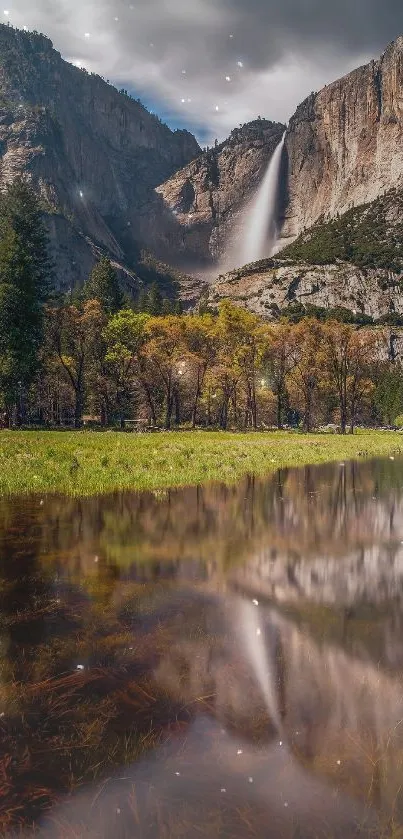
4,0 -> 403,143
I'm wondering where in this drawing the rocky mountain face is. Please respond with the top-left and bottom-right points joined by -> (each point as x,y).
0,24 -> 200,290
160,35 -> 403,309
281,36 -> 403,245
3,23 -> 403,314
156,119 -> 285,270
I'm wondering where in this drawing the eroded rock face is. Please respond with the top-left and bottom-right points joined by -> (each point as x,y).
281,36 -> 403,243
156,120 -> 286,269
0,25 -> 200,289
158,35 -> 403,277
205,258 -> 403,321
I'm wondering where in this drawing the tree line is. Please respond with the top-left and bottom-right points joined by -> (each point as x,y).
1,178 -> 403,433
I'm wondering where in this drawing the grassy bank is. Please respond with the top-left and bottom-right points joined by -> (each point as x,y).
1,429 -> 403,497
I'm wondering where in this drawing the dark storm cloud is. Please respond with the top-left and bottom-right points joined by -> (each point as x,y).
5,0 -> 403,141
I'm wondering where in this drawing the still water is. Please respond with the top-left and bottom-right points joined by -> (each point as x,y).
1,458 -> 403,837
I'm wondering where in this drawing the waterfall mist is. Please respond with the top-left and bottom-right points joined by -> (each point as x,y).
239,131 -> 286,266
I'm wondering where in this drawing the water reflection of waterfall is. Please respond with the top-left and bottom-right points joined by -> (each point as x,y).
238,599 -> 282,732
240,130 -> 286,266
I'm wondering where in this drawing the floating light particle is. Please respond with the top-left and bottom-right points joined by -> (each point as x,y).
252,599 -> 259,606
215,105 -> 219,111
237,60 -> 243,68
149,42 -> 154,47
339,462 -> 345,467
84,32 -> 90,39
221,788 -> 226,793
40,500 -> 44,506
390,456 -> 395,460
279,741 -> 283,746
94,556 -> 99,563
237,749 -> 243,755
284,802 -> 289,808
336,760 -> 341,765
248,776 -> 253,783
56,599 -> 60,604
181,69 -> 187,75
76,664 -> 84,670
0,712 -> 4,718
229,34 -> 234,38
116,808 -> 121,815
181,98 -> 186,104
114,16 -> 119,22
175,771 -> 180,776
79,190 -> 84,198
187,98 -> 192,103
225,76 -> 231,82
23,25 -> 28,30
3,11 -> 9,17
256,628 -> 261,636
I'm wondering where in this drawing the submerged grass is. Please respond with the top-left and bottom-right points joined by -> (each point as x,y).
1,429 -> 403,497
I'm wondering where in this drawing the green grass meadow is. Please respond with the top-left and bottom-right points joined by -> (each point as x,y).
1,429 -> 403,497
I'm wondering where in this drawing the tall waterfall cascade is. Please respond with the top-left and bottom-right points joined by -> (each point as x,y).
240,131 -> 286,266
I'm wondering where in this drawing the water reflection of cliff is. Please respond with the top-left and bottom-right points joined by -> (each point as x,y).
3,457 -> 403,597
12,589 -> 403,837
2,458 -> 403,835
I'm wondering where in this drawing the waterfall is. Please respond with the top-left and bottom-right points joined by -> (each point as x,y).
240,131 -> 286,266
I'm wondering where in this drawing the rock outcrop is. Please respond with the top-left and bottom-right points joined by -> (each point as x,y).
281,36 -> 403,244
0,24 -> 200,290
205,258 -> 403,321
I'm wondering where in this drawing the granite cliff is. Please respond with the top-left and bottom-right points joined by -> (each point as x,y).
0,24 -> 200,291
281,35 -> 403,245
3,23 -> 403,314
155,119 -> 285,270
158,34 -> 403,317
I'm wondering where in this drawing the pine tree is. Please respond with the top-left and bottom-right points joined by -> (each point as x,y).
147,282 -> 163,316
84,257 -> 123,315
137,286 -> 148,313
0,178 -> 50,422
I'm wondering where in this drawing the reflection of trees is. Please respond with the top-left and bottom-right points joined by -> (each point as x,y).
0,499 -> 54,681
4,458 -> 401,588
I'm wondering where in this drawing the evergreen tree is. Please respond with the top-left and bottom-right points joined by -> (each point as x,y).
137,286 -> 148,313
0,178 -> 50,422
84,257 -> 123,315
162,297 -> 174,315
147,282 -> 163,316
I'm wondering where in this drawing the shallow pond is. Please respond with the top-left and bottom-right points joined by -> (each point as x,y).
1,457 -> 403,837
